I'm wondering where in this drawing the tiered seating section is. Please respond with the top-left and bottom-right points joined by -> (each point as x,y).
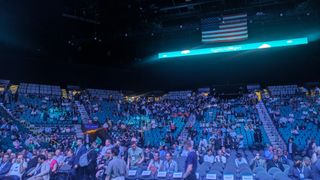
193,96 -> 270,148
8,94 -> 81,125
2,83 -> 320,179
18,83 -> 61,96
265,92 -> 320,150
267,85 -> 299,96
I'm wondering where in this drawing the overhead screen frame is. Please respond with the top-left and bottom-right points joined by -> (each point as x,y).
158,37 -> 308,59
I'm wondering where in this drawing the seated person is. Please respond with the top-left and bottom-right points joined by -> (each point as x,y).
3,154 -> 26,180
0,153 -> 12,178
288,159 -> 305,180
161,152 -> 178,173
235,153 -> 248,167
267,155 -> 284,171
249,153 -> 266,170
203,149 -> 214,164
26,155 -> 50,180
147,151 -> 163,174
214,150 -> 226,164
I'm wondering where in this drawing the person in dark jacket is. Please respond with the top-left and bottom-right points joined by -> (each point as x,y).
74,138 -> 87,180
56,149 -> 76,180
288,138 -> 298,160
254,128 -> 262,144
288,159 -> 304,180
0,154 -> 12,178
86,142 -> 98,180
267,155 -> 285,171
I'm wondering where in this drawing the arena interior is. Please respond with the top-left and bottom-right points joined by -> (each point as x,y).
0,0 -> 320,180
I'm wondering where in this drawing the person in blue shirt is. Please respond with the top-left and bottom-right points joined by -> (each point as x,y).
183,140 -> 197,180
264,146 -> 274,160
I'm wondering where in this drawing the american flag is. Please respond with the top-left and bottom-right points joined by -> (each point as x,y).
201,13 -> 248,43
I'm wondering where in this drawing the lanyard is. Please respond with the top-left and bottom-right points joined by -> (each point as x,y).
297,167 -> 304,174
0,162 -> 7,170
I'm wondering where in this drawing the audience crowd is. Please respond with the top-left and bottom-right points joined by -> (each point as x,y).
0,87 -> 320,180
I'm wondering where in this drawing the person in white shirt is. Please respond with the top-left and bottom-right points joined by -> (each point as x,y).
100,139 -> 113,157
203,149 -> 214,164
199,137 -> 208,151
5,154 -> 27,180
147,151 -> 163,174
215,150 -> 226,164
235,153 -> 248,167
53,149 -> 64,166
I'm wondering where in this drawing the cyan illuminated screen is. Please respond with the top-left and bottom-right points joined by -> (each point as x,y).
158,37 -> 308,59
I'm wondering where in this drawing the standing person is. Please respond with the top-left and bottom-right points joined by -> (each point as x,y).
254,128 -> 262,148
86,142 -> 99,180
127,140 -> 144,169
182,140 -> 197,180
73,138 -> 87,180
105,147 -> 127,180
288,138 -> 297,160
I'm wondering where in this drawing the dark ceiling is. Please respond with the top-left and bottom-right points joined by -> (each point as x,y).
0,0 -> 319,91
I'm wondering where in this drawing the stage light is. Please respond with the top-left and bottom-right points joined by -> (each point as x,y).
158,37 -> 308,59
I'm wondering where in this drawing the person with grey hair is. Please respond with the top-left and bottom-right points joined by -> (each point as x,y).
302,157 -> 312,179
311,146 -> 320,164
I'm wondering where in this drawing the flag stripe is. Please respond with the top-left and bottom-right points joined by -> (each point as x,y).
220,18 -> 247,25
202,35 -> 248,42
202,37 -> 248,43
202,31 -> 248,38
219,22 -> 247,29
203,29 -> 247,36
202,27 -> 247,34
223,14 -> 247,20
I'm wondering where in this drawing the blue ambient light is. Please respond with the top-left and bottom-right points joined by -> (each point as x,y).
158,37 -> 308,59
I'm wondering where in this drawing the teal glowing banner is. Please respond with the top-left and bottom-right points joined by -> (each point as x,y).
158,37 -> 308,59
